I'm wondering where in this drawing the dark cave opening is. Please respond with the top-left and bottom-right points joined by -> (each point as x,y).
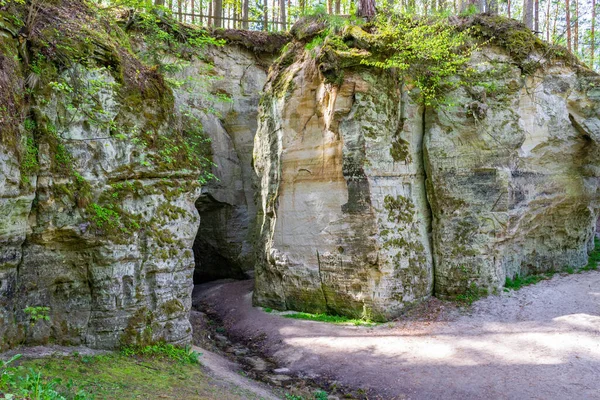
192,193 -> 249,284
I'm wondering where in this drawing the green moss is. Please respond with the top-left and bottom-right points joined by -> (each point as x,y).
383,195 -> 415,224
390,138 -> 411,163
465,15 -> 580,73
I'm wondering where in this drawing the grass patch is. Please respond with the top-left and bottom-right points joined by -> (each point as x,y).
1,346 -> 263,400
504,274 -> 548,291
120,342 -> 200,364
283,312 -> 376,326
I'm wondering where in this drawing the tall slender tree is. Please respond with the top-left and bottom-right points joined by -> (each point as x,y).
545,0 -> 550,42
574,0 -> 579,54
279,0 -> 286,30
523,0 -> 533,29
213,0 -> 222,27
534,0 -> 539,32
592,0 -> 597,68
357,0 -> 376,18
242,0 -> 248,29
566,0 -> 572,51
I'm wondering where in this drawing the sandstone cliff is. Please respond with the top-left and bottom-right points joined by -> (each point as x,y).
253,16 -> 600,320
0,1 -> 280,349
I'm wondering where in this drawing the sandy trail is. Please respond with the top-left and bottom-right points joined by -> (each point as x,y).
194,270 -> 600,400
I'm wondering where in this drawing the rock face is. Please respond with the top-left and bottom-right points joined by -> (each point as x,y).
188,44 -> 271,283
253,23 -> 600,319
0,2 -> 279,349
425,51 -> 600,297
253,52 -> 433,320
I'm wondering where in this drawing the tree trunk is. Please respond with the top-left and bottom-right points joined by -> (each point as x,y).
534,0 -> 539,33
242,0 -> 249,29
507,0 -> 511,18
279,0 -> 286,31
522,0 -> 533,29
592,0 -> 596,68
545,0 -> 550,42
357,0 -> 376,18
574,0 -> 578,55
208,0 -> 212,26
155,0 -> 165,6
263,0 -> 268,30
487,0 -> 498,14
566,0 -> 571,51
335,0 -> 341,14
213,0 -> 222,27
191,0 -> 195,23
552,0 -> 558,43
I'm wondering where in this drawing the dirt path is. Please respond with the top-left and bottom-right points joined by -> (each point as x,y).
194,271 -> 600,400
192,345 -> 280,400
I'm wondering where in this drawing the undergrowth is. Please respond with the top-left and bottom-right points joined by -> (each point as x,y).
283,312 -> 376,327
120,342 -> 200,364
0,343 -> 203,399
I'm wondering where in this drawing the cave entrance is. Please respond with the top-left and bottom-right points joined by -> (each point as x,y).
192,193 -> 250,284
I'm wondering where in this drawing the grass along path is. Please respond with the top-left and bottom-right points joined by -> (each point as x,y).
1,345 -> 271,400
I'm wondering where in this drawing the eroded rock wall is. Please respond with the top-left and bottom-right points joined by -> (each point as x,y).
426,50 -> 600,297
254,27 -> 600,317
254,47 -> 434,320
0,2 -> 281,349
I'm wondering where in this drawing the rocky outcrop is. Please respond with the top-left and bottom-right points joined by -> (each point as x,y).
253,19 -> 600,319
0,2 -> 281,349
425,51 -> 600,297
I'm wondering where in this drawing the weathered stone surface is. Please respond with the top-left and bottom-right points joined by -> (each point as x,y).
253,35 -> 600,317
425,50 -> 600,296
182,45 -> 271,282
253,47 -> 434,320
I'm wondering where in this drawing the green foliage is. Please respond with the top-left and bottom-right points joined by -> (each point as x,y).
283,312 -> 376,326
454,282 -> 488,305
0,354 -> 91,400
314,390 -> 329,400
87,203 -> 121,230
20,136 -> 39,184
284,390 -> 329,400
120,342 -> 200,365
361,15 -> 479,106
23,306 -> 50,324
504,274 -> 548,291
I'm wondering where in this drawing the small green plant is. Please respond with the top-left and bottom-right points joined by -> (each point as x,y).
24,306 -> 50,324
314,389 -> 329,400
454,283 -> 488,305
504,274 -> 547,291
0,353 -> 91,400
361,14 -> 480,106
263,307 -> 273,313
583,237 -> 600,271
120,342 -> 200,364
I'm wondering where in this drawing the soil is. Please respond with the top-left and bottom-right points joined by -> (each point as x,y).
193,270 -> 600,400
